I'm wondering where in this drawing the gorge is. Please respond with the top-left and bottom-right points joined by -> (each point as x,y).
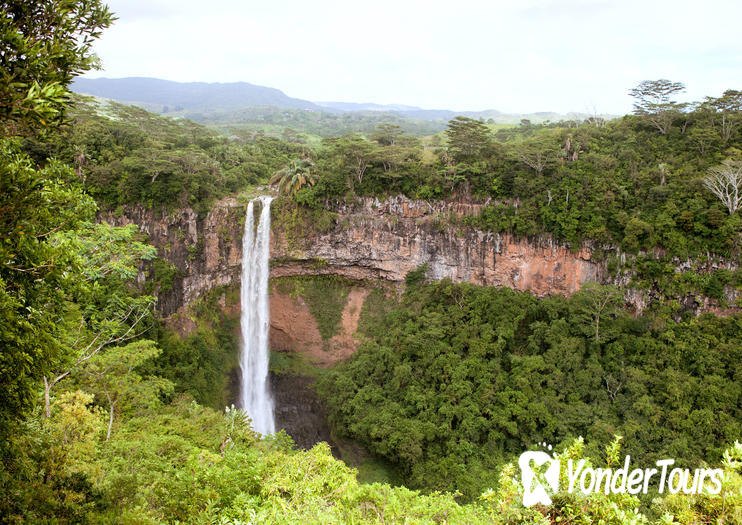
6,3 -> 742,518
102,192 -> 740,449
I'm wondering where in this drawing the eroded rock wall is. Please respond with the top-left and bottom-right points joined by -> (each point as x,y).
270,195 -> 603,297
269,286 -> 370,366
103,194 -> 739,334
101,197 -> 245,317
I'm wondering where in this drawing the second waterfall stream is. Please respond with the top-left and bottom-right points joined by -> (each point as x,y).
239,195 -> 275,434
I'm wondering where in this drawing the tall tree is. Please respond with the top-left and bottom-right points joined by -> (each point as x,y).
0,145 -> 96,432
629,79 -> 687,134
515,135 -> 559,175
704,159 -> 742,215
704,90 -> 742,143
0,0 -> 114,433
270,158 -> 318,196
78,340 -> 172,440
326,134 -> 379,191
370,124 -> 404,146
571,282 -> 623,343
445,117 -> 492,162
41,222 -> 156,418
516,140 -> 559,175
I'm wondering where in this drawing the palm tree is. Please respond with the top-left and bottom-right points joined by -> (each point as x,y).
270,158 -> 318,196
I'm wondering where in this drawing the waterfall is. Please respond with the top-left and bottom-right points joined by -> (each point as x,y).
239,196 -> 275,434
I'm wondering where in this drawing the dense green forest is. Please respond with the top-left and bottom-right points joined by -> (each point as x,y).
287,106 -> 741,261
27,96 -> 307,213
320,278 -> 742,499
191,106 -> 447,141
1,1 -> 741,523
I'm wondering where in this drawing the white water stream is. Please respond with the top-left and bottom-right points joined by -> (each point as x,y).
239,196 -> 275,434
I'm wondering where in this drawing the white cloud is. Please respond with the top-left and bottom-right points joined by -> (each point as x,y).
87,0 -> 742,114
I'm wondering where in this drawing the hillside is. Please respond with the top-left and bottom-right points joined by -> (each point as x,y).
71,76 -> 321,113
70,77 -> 617,139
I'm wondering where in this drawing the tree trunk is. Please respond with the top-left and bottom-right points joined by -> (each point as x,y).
107,402 -> 114,441
42,371 -> 70,418
104,387 -> 115,441
44,376 -> 51,418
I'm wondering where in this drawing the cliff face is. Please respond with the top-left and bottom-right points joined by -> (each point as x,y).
270,196 -> 602,297
104,194 -> 739,329
103,194 -> 615,354
271,371 -> 337,451
269,285 -> 370,366
101,197 -> 246,317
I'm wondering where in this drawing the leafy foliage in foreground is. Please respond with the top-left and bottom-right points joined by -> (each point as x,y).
0,138 -> 160,435
2,392 -> 740,523
0,139 -> 95,430
320,279 -> 742,499
145,286 -> 242,410
0,1 -> 114,136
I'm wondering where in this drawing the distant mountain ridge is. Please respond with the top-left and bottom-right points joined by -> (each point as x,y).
71,77 -> 320,113
72,77 -> 615,124
316,101 -> 423,112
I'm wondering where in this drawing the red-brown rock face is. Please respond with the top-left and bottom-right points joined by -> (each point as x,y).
102,194 -> 739,347
270,195 -> 603,297
269,286 -> 370,366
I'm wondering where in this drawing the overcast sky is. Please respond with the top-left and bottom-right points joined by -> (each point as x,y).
84,0 -> 741,114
